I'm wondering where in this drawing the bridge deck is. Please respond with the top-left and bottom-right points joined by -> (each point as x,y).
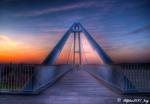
0,68 -> 148,104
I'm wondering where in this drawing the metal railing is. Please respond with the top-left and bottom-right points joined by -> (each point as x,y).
0,64 -> 72,94
85,64 -> 150,93
0,64 -> 35,93
119,63 -> 150,93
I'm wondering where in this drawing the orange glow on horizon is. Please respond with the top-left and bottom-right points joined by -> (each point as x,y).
0,34 -> 61,64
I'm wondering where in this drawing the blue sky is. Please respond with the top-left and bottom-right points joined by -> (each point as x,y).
0,0 -> 150,63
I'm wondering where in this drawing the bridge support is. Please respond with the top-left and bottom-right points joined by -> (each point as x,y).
43,22 -> 113,65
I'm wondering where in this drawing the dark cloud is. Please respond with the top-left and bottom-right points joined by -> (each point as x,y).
129,24 -> 150,34
14,1 -> 97,17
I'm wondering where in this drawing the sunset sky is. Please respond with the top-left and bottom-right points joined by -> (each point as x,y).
0,0 -> 150,64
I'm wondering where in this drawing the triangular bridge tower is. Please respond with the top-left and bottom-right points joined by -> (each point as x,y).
43,23 -> 113,65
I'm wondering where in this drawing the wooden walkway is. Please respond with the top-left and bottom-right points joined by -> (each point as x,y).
0,68 -> 149,104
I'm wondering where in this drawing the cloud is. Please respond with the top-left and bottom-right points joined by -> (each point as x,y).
0,35 -> 20,47
0,33 -> 64,63
40,28 -> 66,33
15,1 -> 97,17
129,24 -> 150,34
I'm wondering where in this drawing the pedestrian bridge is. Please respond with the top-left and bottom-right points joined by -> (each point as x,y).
0,23 -> 150,104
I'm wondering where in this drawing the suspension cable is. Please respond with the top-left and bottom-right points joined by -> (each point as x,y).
81,35 -> 88,65
67,35 -> 74,64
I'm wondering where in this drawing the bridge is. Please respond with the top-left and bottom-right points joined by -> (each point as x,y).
0,23 -> 150,104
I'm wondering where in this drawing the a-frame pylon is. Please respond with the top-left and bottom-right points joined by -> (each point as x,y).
43,22 -> 113,65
